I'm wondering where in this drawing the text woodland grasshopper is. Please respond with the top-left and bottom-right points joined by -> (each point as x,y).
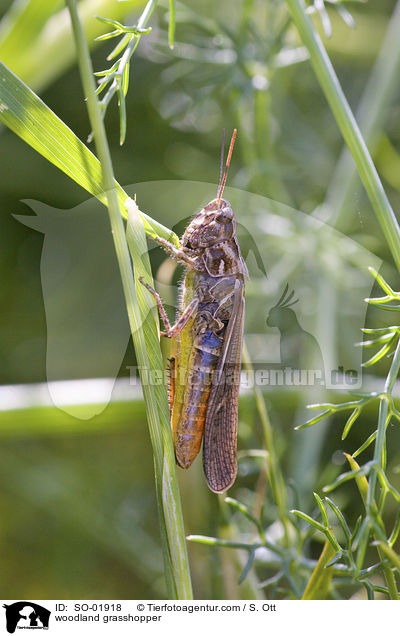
141,130 -> 247,492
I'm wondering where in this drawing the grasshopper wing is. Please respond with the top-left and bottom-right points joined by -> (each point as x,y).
203,279 -> 245,493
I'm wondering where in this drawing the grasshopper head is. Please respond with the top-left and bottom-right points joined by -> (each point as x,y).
182,199 -> 236,250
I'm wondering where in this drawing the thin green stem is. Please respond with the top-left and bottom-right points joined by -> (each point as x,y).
242,341 -> 292,546
284,2 -> 400,598
362,338 -> 400,599
168,0 -> 176,49
368,339 -> 400,510
66,0 -> 192,599
385,338 -> 400,395
98,0 -> 159,143
285,0 -> 400,272
381,557 -> 399,600
378,542 -> 400,571
324,0 -> 400,229
115,0 -> 158,81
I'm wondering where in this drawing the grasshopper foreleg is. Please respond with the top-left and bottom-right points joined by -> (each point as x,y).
139,277 -> 199,338
153,236 -> 199,269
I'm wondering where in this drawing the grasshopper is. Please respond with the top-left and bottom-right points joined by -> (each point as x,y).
141,130 -> 247,492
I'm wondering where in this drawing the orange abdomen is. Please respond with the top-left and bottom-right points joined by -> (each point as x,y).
172,329 -> 224,468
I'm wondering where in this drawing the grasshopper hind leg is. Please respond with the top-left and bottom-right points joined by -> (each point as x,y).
139,277 -> 172,335
139,277 -> 199,338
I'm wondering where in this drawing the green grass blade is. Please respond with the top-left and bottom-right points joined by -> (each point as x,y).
0,60 -> 178,246
285,0 -> 400,272
126,198 -> 193,599
66,0 -> 191,599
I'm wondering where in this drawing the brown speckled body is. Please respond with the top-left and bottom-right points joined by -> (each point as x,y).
169,198 -> 247,492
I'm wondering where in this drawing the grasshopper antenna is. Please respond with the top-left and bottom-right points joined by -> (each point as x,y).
218,128 -> 226,188
217,128 -> 237,206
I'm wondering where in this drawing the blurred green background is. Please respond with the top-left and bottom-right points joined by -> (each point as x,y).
1,0 -> 400,599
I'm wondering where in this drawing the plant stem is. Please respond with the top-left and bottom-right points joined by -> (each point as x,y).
66,0 -> 192,599
285,1 -> 400,598
323,0 -> 400,230
365,338 -> 400,600
98,0 -> 159,143
118,0 -> 158,67
285,0 -> 400,272
368,339 -> 400,510
242,341 -> 292,546
112,1 -> 158,96
346,455 -> 399,599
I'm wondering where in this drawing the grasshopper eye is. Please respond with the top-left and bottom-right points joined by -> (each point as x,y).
216,207 -> 233,224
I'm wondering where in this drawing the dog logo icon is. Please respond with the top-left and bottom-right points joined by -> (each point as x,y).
3,602 -> 50,633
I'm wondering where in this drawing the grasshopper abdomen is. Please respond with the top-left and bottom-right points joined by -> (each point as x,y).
173,307 -> 225,469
